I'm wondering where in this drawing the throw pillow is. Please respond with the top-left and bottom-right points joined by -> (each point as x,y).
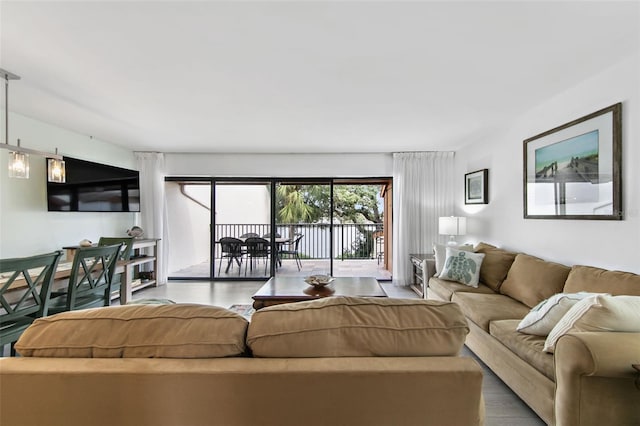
15,304 -> 249,358
543,295 -> 640,353
516,292 -> 604,336
433,243 -> 473,275
438,247 -> 485,288
247,296 -> 469,357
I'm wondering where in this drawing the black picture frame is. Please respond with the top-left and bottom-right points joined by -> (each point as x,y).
465,169 -> 488,205
523,103 -> 622,220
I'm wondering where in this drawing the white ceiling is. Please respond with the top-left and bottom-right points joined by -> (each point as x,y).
1,1 -> 638,154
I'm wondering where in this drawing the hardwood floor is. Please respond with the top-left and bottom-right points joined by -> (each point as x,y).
132,280 -> 545,425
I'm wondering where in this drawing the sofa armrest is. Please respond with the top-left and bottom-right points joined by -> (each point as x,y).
554,332 -> 640,426
423,257 -> 437,280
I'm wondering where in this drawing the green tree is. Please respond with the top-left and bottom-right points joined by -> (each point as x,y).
277,184 -> 384,258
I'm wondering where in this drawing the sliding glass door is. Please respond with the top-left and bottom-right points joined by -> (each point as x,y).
214,181 -> 272,279
165,177 -> 392,281
274,181 -> 332,276
165,180 -> 212,279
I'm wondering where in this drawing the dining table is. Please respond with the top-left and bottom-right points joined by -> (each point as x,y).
216,236 -> 291,273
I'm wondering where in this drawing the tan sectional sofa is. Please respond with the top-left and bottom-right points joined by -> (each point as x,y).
0,297 -> 484,426
427,243 -> 640,426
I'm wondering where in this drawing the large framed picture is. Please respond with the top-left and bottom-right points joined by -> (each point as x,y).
465,169 -> 488,204
523,103 -> 622,220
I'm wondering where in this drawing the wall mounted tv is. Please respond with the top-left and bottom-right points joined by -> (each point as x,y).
47,156 -> 140,212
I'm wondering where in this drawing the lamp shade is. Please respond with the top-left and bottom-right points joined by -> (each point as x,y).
47,157 -> 66,183
8,151 -> 29,178
439,217 -> 467,236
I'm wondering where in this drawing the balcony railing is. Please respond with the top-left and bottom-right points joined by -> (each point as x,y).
215,223 -> 384,261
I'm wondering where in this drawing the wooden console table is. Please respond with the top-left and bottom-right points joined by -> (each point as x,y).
63,238 -> 160,304
409,253 -> 433,299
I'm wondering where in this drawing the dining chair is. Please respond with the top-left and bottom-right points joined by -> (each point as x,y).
48,244 -> 122,314
98,237 -> 134,293
0,250 -> 64,356
218,237 -> 244,275
278,233 -> 304,271
375,235 -> 384,265
262,232 -> 281,238
244,237 -> 270,276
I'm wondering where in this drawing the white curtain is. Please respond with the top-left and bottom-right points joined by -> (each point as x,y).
392,152 -> 455,286
135,152 -> 168,284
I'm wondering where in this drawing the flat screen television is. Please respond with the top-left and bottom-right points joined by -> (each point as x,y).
47,156 -> 140,212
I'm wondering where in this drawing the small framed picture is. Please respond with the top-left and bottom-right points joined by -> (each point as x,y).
465,169 -> 489,205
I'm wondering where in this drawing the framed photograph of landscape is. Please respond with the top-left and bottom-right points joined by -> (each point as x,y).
465,169 -> 488,204
523,103 -> 622,220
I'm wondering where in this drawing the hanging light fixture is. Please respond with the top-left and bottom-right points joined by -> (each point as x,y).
1,68 -> 65,182
47,148 -> 65,183
8,141 -> 29,178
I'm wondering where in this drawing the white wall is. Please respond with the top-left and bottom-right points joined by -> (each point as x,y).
455,53 -> 640,274
165,153 -> 393,177
216,185 -> 271,225
0,112 -> 137,258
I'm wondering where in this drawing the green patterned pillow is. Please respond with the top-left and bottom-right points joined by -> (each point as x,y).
438,247 -> 485,288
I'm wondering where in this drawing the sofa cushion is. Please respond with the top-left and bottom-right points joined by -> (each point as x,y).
516,292 -> 604,336
428,277 -> 495,301
544,295 -> 640,353
563,265 -> 640,295
15,304 -> 249,358
490,319 -> 554,381
474,242 -> 518,291
438,247 -> 485,287
499,254 -> 571,308
434,243 -> 473,275
246,296 -> 469,357
451,292 -> 530,332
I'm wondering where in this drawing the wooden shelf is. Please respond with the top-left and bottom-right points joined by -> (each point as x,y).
409,253 -> 433,299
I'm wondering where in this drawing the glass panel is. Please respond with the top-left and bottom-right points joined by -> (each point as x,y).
332,183 -> 391,280
275,182 -> 331,277
166,181 -> 212,278
214,182 -> 272,278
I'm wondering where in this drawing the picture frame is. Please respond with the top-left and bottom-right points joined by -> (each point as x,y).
465,169 -> 488,205
523,103 -> 622,220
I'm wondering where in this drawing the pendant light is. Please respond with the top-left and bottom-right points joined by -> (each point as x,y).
1,68 -> 65,182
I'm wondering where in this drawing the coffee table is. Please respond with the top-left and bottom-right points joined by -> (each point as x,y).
252,276 -> 387,310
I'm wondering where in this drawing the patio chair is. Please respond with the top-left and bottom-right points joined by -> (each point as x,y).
375,235 -> 384,265
0,250 -> 63,356
278,233 -> 303,271
48,244 -> 122,314
244,237 -> 270,276
218,237 -> 244,275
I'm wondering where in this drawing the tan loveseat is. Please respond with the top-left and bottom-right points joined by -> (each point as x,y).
0,297 -> 484,426
426,243 -> 640,426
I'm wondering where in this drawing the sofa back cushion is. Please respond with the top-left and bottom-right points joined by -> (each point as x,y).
474,242 -> 518,291
499,254 -> 571,308
247,296 -> 469,357
15,304 -> 249,358
563,265 -> 640,295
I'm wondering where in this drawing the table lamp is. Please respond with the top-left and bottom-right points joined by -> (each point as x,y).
439,216 -> 467,246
